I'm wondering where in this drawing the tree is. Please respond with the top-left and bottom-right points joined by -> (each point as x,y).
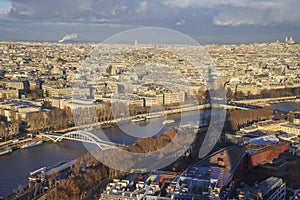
226,88 -> 234,100
288,112 -> 295,123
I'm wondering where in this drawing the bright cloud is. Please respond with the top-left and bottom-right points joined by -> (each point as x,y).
162,0 -> 300,26
0,1 -> 11,16
136,1 -> 148,13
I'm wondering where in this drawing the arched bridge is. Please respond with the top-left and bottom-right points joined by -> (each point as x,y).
41,131 -> 120,150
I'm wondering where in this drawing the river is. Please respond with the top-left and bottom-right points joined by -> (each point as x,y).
0,109 -> 212,197
271,101 -> 298,112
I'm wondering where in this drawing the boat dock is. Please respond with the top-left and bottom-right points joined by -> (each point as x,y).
0,137 -> 44,156
28,159 -> 77,182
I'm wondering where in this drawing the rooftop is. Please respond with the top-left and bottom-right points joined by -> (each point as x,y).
257,176 -> 284,197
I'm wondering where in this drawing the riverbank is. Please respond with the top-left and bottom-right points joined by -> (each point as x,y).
0,137 -> 43,156
0,141 -> 86,198
0,107 -> 213,197
48,104 -> 211,134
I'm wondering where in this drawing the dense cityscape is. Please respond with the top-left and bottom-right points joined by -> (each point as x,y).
0,36 -> 299,200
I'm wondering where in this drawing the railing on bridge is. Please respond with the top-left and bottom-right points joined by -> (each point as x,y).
41,130 -> 119,150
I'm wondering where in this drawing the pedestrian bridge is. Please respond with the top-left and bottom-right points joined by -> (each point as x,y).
41,131 -> 120,150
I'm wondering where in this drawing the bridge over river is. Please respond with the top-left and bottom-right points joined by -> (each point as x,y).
41,130 -> 122,150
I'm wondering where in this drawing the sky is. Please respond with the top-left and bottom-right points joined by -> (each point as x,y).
0,0 -> 299,44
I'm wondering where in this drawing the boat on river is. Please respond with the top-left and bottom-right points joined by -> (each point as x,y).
162,119 -> 175,124
0,147 -> 12,156
132,117 -> 146,123
21,141 -> 43,149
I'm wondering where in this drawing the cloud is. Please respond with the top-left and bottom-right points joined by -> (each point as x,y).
8,0 -> 95,19
212,1 -> 300,26
213,7 -> 269,26
0,0 -> 299,43
6,0 -> 141,21
162,0 -> 195,8
162,0 -> 300,26
4,0 -> 300,27
0,2 -> 12,16
162,0 -> 276,9
136,1 -> 148,13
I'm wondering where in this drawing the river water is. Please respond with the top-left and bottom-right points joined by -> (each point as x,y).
270,101 -> 298,112
0,109 -> 212,197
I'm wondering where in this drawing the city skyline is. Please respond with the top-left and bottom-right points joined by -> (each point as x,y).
0,0 -> 299,43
